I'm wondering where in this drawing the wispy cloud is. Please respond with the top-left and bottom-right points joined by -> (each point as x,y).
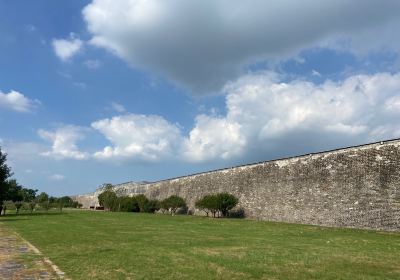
49,174 -> 65,181
83,59 -> 101,69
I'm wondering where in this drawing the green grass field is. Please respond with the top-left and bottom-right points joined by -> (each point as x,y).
0,210 -> 399,280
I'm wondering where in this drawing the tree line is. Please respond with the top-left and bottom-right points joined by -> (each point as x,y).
0,147 -> 82,215
98,184 -> 241,218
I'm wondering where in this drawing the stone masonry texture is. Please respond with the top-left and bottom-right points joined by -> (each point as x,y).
75,140 -> 400,231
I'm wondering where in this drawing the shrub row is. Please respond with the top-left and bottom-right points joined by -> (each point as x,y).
98,185 -> 241,218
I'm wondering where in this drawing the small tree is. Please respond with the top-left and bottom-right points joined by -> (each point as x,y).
163,195 -> 186,215
40,200 -> 51,212
37,192 -> 49,203
28,201 -> 36,213
204,195 -> 219,218
98,186 -> 117,211
57,196 -> 74,208
55,198 -> 64,212
195,193 -> 238,218
216,193 -> 238,217
37,192 -> 50,212
0,147 -> 12,215
4,179 -> 23,214
195,196 -> 210,217
195,194 -> 219,217
159,199 -> 169,214
21,188 -> 38,203
14,201 -> 23,214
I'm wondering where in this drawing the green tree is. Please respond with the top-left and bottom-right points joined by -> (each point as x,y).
195,196 -> 211,217
20,188 -> 37,213
14,201 -> 23,213
37,192 -> 50,212
201,194 -> 220,218
118,196 -> 140,212
163,195 -> 186,215
216,193 -> 239,217
55,198 -> 64,212
0,147 -> 12,215
135,194 -> 149,212
98,185 -> 117,211
195,193 -> 238,218
159,199 -> 169,214
21,188 -> 37,203
40,200 -> 51,211
7,180 -> 23,211
37,192 -> 49,203
143,199 -> 160,213
27,201 -> 36,213
72,201 -> 82,208
58,196 -> 74,207
3,179 -> 24,215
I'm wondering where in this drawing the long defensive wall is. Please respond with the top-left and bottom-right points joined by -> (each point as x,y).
75,139 -> 400,231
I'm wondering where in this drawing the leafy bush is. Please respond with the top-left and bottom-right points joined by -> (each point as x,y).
135,194 -> 149,212
143,199 -> 160,213
228,207 -> 246,218
119,196 -> 140,212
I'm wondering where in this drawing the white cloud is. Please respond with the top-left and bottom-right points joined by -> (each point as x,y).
182,72 -> 400,161
0,90 -> 39,112
83,0 -> 400,93
38,125 -> 89,160
92,114 -> 182,161
182,115 -> 246,162
59,71 -> 400,163
49,174 -> 65,181
52,33 -> 83,61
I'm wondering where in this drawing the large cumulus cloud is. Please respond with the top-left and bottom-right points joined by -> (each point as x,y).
83,0 -> 400,93
84,72 -> 400,163
182,71 -> 400,161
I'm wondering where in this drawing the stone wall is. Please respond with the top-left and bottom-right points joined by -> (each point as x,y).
71,181 -> 151,209
73,139 -> 400,231
144,140 -> 400,231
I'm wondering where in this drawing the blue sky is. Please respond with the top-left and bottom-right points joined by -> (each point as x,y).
1,0 -> 400,196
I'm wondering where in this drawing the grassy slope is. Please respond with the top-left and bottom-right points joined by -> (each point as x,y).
0,210 -> 399,280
